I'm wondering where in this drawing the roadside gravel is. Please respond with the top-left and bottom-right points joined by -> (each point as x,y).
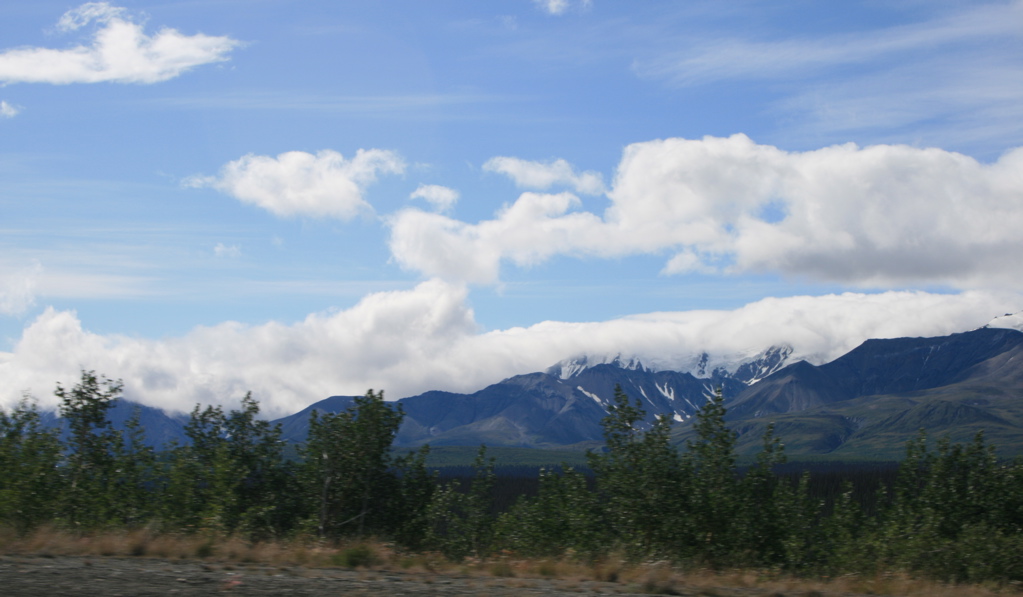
0,555 -> 866,596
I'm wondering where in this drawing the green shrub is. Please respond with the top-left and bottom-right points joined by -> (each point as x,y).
332,544 -> 378,568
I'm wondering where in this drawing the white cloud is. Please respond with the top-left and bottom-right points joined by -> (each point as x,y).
410,184 -> 459,212
187,149 -> 405,220
57,2 -> 125,31
533,0 -> 592,16
0,262 -> 43,316
390,135 -> 1023,289
0,101 -> 19,118
483,156 -> 605,195
0,2 -> 240,85
0,280 -> 478,416
661,249 -> 714,275
389,192 -> 604,284
0,282 -> 1015,417
213,243 -> 241,258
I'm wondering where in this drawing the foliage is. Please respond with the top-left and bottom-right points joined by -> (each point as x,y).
588,385 -> 688,558
494,465 -> 603,557
300,389 -> 429,542
427,445 -> 496,559
57,371 -> 131,528
6,372 -> 1023,587
682,387 -> 741,563
864,431 -> 1023,582
112,408 -> 161,527
161,392 -> 292,537
0,398 -> 62,533
389,445 -> 435,550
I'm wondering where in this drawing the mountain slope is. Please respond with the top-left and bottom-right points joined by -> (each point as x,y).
277,328 -> 1023,457
728,328 -> 1023,419
40,399 -> 190,449
716,328 -> 1023,459
276,350 -> 782,448
32,322 -> 1023,460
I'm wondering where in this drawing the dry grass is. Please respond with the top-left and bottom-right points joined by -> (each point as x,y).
609,567 -> 1023,597
1,527 -> 1020,596
454,556 -> 1023,596
0,526 -> 405,570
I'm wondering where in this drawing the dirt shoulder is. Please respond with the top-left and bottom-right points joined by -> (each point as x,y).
0,554 -> 866,597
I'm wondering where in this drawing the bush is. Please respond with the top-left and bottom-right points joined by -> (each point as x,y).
332,543 -> 379,568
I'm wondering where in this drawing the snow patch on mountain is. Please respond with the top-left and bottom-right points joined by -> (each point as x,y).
986,312 -> 1023,332
548,354 -> 646,379
547,344 -> 802,385
576,386 -> 603,405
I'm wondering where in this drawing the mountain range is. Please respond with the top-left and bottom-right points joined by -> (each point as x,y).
35,314 -> 1023,461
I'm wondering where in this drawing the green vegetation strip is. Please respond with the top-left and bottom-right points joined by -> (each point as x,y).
4,372 -> 1023,588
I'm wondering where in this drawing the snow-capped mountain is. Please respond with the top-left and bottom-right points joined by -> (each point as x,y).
546,344 -> 797,386
545,354 -> 647,379
274,346 -> 803,448
41,316 -> 1023,459
987,311 -> 1023,332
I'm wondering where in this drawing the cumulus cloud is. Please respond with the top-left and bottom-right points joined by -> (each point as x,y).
0,101 -> 19,118
187,149 -> 405,220
483,156 -> 605,195
0,262 -> 43,316
0,2 -> 239,85
0,282 -> 1015,417
533,0 -> 592,16
410,184 -> 459,212
391,135 -> 1023,289
389,192 -> 603,284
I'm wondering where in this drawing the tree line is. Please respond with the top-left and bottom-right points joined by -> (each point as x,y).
3,370 -> 1023,583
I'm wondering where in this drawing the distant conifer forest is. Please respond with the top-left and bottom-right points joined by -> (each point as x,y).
3,370 -> 1023,584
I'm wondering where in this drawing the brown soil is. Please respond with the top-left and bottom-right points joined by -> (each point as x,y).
0,554 -> 862,597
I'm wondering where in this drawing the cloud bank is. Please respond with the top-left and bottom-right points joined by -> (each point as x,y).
0,2 -> 239,85
0,281 -> 1015,417
188,149 -> 405,219
391,136 -> 1023,288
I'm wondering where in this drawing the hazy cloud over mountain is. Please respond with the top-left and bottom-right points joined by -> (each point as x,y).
1,282 -> 1015,417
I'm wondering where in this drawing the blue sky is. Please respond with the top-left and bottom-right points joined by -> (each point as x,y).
1,1 -> 1021,416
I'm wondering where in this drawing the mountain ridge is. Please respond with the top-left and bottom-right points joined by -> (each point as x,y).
26,314 -> 1023,460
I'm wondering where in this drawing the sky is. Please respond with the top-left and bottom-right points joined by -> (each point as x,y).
1,0 -> 1021,417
